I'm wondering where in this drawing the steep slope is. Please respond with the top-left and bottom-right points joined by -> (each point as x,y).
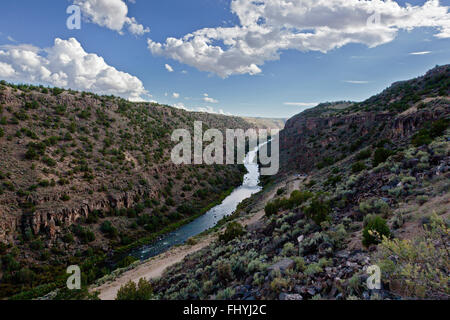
0,82 -> 256,298
280,65 -> 450,174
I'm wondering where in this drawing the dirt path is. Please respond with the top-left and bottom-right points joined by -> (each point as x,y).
92,176 -> 304,300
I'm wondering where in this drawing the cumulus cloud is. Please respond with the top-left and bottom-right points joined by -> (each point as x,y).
147,0 -> 450,77
0,38 -> 149,101
73,0 -> 149,35
172,92 -> 180,98
165,63 -> 174,72
203,93 -> 219,103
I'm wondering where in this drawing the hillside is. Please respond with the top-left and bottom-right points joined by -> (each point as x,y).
150,65 -> 449,301
280,65 -> 450,174
0,82 -> 260,298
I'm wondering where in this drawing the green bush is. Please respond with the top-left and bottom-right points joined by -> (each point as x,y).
412,119 -> 449,147
304,197 -> 331,226
117,255 -> 138,269
372,148 -> 392,167
219,222 -> 244,243
116,279 -> 153,300
0,127 -> 4,138
289,190 -> 313,207
101,221 -> 118,238
355,149 -> 372,160
352,161 -> 366,173
376,214 -> 449,298
264,202 -> 278,217
362,216 -> 390,246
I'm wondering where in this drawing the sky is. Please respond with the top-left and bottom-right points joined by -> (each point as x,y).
0,0 -> 449,118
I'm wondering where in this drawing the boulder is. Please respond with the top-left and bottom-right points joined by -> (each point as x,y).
279,293 -> 303,300
268,258 -> 295,272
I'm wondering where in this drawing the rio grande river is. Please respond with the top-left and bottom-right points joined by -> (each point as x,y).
132,145 -> 263,260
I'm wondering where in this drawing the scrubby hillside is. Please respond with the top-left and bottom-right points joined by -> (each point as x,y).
0,82 -> 255,298
280,65 -> 450,174
150,65 -> 449,301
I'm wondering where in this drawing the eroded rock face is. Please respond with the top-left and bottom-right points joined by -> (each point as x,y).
0,206 -> 19,244
20,187 -> 154,240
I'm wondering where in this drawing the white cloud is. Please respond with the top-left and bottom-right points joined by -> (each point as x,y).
344,80 -> 370,84
172,92 -> 180,98
202,93 -> 219,103
165,64 -> 174,72
73,0 -> 149,35
0,38 -> 149,101
172,102 -> 232,115
284,102 -> 318,107
409,51 -> 432,55
148,0 -> 450,78
173,102 -> 188,110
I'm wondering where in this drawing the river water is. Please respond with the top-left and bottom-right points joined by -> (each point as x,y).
132,145 -> 263,260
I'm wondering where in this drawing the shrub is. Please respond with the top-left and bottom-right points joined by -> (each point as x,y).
265,202 -> 278,217
324,175 -> 342,187
352,161 -> 366,173
362,216 -> 390,247
376,214 -> 449,299
304,197 -> 331,226
217,261 -> 233,282
116,279 -> 153,300
282,242 -> 296,257
359,198 -> 390,216
216,287 -> 235,300
412,119 -> 449,147
101,221 -> 118,238
373,148 -> 393,167
289,190 -> 313,207
270,277 -> 289,293
219,222 -> 244,243
117,256 -> 138,269
0,127 -> 4,138
30,240 -> 44,251
356,149 -> 372,161
304,263 -> 323,276
62,233 -> 74,243
72,225 -> 95,243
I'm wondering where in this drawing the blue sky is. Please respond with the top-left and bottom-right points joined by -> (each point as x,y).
0,0 -> 449,118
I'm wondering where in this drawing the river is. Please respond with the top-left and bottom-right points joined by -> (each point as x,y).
132,145 -> 263,261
